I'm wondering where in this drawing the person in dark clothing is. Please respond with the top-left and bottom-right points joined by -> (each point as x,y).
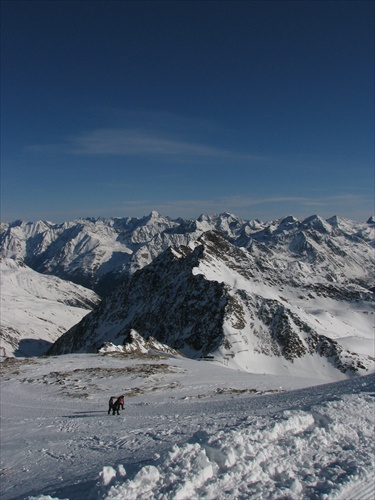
118,395 -> 124,410
112,398 -> 121,415
108,396 -> 116,415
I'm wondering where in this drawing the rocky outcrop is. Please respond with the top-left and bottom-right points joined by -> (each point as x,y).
98,329 -> 180,356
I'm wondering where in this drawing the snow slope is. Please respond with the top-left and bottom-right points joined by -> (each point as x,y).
0,353 -> 373,500
0,258 -> 100,356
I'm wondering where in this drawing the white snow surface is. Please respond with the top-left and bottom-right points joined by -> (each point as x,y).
0,258 -> 100,356
1,353 -> 374,500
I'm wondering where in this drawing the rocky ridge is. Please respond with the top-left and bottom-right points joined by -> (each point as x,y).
47,230 -> 374,378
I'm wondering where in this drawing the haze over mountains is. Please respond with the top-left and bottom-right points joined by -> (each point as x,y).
1,212 -> 374,379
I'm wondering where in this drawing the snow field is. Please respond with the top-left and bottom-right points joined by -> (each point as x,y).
2,354 -> 372,500
99,391 -> 374,500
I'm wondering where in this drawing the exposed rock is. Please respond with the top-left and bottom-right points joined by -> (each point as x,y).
98,330 -> 180,356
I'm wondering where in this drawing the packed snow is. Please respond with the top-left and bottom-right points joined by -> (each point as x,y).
1,352 -> 374,500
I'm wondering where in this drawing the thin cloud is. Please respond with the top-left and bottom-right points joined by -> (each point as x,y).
28,127 -> 266,162
67,128 -> 262,161
218,193 -> 370,208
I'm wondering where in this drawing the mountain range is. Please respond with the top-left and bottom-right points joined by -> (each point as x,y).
1,212 -> 374,378
2,212 -> 374,295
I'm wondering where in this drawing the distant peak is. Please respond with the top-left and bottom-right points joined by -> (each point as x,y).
9,219 -> 25,228
220,212 -> 237,218
197,214 -> 210,222
302,214 -> 332,233
302,214 -> 321,224
280,215 -> 299,225
142,211 -> 164,224
327,215 -> 339,227
366,216 -> 375,225
149,210 -> 162,218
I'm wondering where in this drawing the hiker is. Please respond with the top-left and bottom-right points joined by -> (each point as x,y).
118,395 -> 124,410
112,397 -> 121,415
108,396 -> 116,415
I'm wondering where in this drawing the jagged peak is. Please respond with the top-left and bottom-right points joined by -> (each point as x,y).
302,214 -> 322,224
327,215 -> 339,228
280,215 -> 299,224
139,211 -> 173,227
197,213 -> 208,222
147,210 -> 164,219
7,220 -> 57,237
219,211 -> 242,220
302,215 -> 332,233
198,212 -> 242,222
197,230 -> 230,251
9,219 -> 26,228
366,216 -> 375,225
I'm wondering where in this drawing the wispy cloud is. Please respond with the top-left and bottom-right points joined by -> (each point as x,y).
26,108 -> 269,162
65,128 -> 263,161
217,194 -> 368,208
69,128 -> 223,156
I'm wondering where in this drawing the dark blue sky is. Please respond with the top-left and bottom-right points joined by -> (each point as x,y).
1,0 -> 374,222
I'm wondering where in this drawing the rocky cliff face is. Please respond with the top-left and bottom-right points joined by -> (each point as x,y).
48,231 -> 374,378
48,239 -> 227,357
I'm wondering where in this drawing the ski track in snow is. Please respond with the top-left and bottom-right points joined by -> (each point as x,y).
0,354 -> 374,500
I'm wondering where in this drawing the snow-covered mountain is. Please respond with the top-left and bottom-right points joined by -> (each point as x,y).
48,229 -> 374,379
2,212 -> 373,296
2,212 -> 374,372
0,258 -> 100,356
1,212 -> 183,295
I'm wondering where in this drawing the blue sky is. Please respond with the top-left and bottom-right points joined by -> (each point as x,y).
1,0 -> 374,223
